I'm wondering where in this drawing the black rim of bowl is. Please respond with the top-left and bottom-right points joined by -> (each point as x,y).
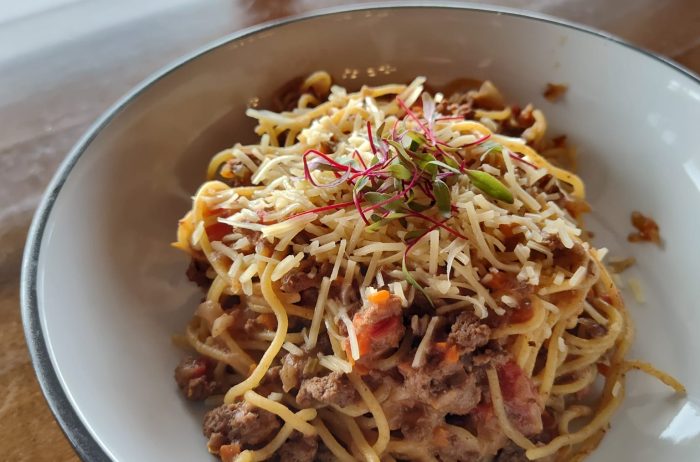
20,2 -> 700,461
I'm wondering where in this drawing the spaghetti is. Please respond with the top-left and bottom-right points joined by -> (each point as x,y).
173,72 -> 684,461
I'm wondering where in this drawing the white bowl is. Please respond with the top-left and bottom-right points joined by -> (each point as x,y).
21,3 -> 700,461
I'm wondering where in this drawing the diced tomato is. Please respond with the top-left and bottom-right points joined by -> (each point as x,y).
509,306 -> 534,324
205,222 -> 233,241
356,315 -> 400,356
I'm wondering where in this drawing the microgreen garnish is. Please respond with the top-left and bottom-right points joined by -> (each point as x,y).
298,90 -> 514,291
466,170 -> 514,204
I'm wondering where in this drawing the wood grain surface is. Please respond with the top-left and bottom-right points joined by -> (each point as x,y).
0,0 -> 698,460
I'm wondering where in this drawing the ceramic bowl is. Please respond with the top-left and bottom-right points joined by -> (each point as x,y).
22,3 -> 700,461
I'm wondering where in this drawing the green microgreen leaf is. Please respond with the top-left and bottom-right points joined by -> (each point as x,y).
386,140 -> 415,168
389,163 -> 412,181
426,160 -> 461,175
369,155 -> 380,167
404,229 -> 426,241
365,192 -> 403,212
366,212 -> 406,232
354,175 -> 370,193
407,200 -> 432,212
403,131 -> 426,151
402,253 -> 434,307
433,180 -> 452,218
467,169 -> 514,204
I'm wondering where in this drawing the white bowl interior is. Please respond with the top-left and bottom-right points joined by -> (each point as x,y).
34,6 -> 700,461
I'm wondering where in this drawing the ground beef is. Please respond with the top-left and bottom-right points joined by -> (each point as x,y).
494,443 -> 528,461
494,442 -> 555,462
296,372 -> 358,408
547,238 -> 588,272
542,83 -> 568,102
398,361 -> 481,416
186,258 -> 211,289
279,259 -> 332,293
448,312 -> 491,354
274,432 -> 318,462
203,401 -> 280,451
174,356 -> 216,401
628,211 -> 661,245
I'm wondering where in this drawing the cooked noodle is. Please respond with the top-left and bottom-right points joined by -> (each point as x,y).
173,71 -> 684,461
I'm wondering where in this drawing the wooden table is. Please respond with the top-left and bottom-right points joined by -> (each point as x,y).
0,0 -> 697,460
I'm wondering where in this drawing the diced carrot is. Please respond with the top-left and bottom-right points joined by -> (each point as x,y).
368,289 -> 391,305
256,313 -> 277,330
434,342 -> 460,363
205,222 -> 233,241
444,345 -> 460,364
219,443 -> 241,462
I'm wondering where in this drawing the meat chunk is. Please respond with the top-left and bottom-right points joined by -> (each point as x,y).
280,352 -> 306,392
548,239 -> 588,272
542,83 -> 568,102
203,401 -> 280,451
296,372 -> 358,408
174,356 -> 216,401
186,258 -> 211,289
275,432 -> 318,462
628,211 -> 661,245
398,361 -> 481,416
448,312 -> 491,354
482,271 -> 533,310
279,259 -> 331,293
498,361 -> 543,436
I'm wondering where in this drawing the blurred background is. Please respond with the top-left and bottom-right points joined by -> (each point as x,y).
0,1 -> 698,460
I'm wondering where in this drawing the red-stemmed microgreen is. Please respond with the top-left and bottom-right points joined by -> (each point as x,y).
296,90 -> 520,291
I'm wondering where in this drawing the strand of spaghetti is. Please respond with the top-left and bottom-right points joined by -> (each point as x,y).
249,409 -> 317,461
348,372 -> 390,454
493,135 -> 585,198
243,390 -> 317,436
526,389 -> 623,459
314,418 -> 356,462
538,319 -> 567,396
233,450 -> 254,462
306,276 -> 331,348
569,429 -> 607,462
386,440 -> 439,462
557,405 -> 592,435
621,360 -> 686,393
185,323 -> 251,375
224,255 -> 289,401
485,368 -> 535,450
206,275 -> 226,302
551,365 -> 597,395
339,414 -> 380,462
491,297 -> 547,338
